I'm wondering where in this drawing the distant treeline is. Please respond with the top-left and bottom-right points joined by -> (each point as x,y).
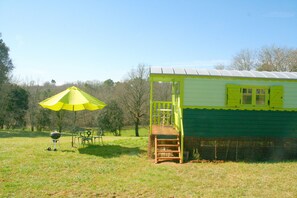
2,33 -> 297,136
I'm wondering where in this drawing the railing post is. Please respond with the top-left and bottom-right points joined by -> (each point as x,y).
152,101 -> 173,126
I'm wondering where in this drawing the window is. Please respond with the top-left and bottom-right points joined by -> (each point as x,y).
256,89 -> 266,105
240,87 -> 268,106
242,88 -> 252,105
226,85 -> 283,109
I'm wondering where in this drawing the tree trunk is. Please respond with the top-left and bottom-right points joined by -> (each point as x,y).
58,125 -> 62,133
56,111 -> 64,132
118,127 -> 121,136
135,118 -> 139,137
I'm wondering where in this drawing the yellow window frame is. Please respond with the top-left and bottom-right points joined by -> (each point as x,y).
240,86 -> 269,107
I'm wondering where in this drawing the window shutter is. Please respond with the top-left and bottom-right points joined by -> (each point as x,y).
270,86 -> 283,108
226,85 -> 241,107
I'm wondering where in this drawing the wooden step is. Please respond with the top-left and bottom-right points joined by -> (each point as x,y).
157,157 -> 181,160
157,139 -> 179,142
154,134 -> 182,164
157,144 -> 179,147
152,125 -> 179,135
157,141 -> 179,144
157,150 -> 180,153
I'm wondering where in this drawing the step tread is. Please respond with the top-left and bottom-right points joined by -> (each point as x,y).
157,144 -> 179,147
157,139 -> 179,141
157,157 -> 181,160
157,150 -> 180,153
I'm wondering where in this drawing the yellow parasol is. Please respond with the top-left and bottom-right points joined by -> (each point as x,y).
39,86 -> 106,146
39,86 -> 106,111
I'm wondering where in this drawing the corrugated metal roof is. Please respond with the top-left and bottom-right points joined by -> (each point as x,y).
150,67 -> 297,80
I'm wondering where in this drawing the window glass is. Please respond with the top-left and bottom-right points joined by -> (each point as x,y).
242,88 -> 252,104
256,89 -> 266,105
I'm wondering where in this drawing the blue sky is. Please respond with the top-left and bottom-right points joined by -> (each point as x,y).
1,0 -> 296,85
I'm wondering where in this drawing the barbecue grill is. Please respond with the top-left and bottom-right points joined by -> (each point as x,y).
48,131 -> 61,151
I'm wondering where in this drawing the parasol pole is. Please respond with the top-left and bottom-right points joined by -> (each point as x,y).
71,108 -> 77,147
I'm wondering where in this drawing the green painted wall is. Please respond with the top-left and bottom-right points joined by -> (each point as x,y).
184,78 -> 297,109
183,109 -> 297,138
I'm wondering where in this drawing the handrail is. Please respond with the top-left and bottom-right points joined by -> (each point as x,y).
177,107 -> 184,163
151,101 -> 173,126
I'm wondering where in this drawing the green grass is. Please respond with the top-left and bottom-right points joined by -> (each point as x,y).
1,129 -> 297,197
103,127 -> 149,137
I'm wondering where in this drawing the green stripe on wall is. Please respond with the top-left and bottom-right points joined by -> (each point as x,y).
183,109 -> 297,138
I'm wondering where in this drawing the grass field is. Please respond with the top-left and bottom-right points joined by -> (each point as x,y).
1,129 -> 297,197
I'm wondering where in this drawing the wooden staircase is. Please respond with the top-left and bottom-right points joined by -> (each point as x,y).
154,135 -> 182,163
150,101 -> 184,164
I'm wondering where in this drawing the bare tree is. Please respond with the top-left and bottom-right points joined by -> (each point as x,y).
223,46 -> 297,72
229,49 -> 256,71
286,49 -> 297,71
153,82 -> 172,101
214,63 -> 226,70
257,46 -> 296,72
119,64 -> 149,137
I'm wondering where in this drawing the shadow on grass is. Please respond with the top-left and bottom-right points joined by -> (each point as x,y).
78,144 -> 145,158
60,149 -> 76,153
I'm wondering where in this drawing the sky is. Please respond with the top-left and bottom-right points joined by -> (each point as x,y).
1,0 -> 297,85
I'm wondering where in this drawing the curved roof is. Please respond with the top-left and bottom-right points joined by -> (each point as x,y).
150,67 -> 297,80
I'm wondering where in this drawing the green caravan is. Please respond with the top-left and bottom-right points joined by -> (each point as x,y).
149,67 -> 297,162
